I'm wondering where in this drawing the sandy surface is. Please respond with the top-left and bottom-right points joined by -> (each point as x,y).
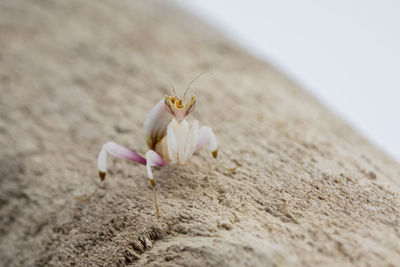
1,0 -> 400,266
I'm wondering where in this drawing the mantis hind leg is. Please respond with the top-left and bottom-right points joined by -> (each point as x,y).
97,141 -> 146,181
196,126 -> 218,158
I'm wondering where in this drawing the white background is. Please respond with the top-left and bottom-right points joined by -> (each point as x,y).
177,0 -> 400,162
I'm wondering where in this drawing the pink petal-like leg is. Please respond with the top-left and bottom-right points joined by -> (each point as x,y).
97,141 -> 146,181
146,150 -> 167,214
196,126 -> 218,158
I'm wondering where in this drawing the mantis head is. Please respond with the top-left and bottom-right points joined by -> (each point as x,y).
164,71 -> 211,121
165,95 -> 196,121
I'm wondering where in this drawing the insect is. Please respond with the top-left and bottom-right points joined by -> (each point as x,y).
97,74 -> 218,214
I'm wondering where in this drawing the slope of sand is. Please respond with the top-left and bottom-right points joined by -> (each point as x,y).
1,0 -> 400,266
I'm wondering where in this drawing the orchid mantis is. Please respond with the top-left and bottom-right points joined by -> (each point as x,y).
97,83 -> 218,214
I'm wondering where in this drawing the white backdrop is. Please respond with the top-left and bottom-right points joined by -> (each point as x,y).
177,0 -> 400,162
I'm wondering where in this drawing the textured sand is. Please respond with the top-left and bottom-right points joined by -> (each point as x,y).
1,0 -> 400,266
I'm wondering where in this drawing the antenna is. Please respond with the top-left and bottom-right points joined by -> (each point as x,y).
184,71 -> 211,98
170,83 -> 177,96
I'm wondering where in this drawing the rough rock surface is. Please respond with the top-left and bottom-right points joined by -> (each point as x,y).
1,0 -> 400,266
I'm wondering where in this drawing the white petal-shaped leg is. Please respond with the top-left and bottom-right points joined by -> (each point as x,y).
166,119 -> 200,164
143,99 -> 171,149
146,150 -> 167,214
196,126 -> 218,158
97,141 -> 146,181
167,122 -> 178,163
183,120 -> 199,163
